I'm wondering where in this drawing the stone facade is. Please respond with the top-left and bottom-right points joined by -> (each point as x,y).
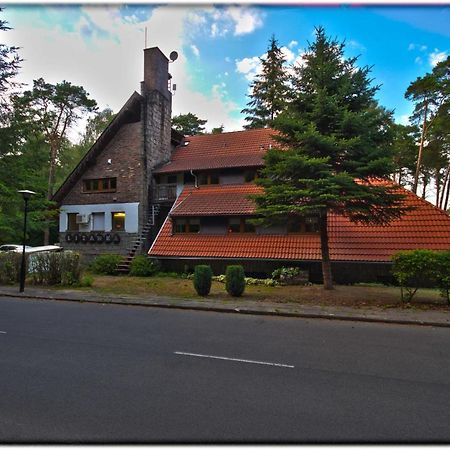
60,231 -> 138,265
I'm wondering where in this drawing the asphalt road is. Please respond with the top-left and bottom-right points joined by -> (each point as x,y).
0,296 -> 450,443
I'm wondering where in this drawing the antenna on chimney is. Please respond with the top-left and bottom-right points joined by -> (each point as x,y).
144,27 -> 148,49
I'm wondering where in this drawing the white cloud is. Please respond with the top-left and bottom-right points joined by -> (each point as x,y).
415,56 -> 423,65
191,44 -> 200,58
288,40 -> 298,49
429,49 -> 448,67
4,5 -> 247,135
408,43 -> 415,51
226,6 -> 263,36
192,6 -> 264,38
235,55 -> 263,81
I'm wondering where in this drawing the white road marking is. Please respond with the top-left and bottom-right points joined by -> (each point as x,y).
0,331 -> 6,334
174,351 -> 294,368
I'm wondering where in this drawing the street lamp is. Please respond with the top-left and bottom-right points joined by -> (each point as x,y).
18,190 -> 36,293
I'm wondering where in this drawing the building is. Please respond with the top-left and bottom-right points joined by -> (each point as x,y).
54,47 -> 450,282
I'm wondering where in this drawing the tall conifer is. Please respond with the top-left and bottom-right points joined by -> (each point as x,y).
241,35 -> 290,129
254,27 -> 407,290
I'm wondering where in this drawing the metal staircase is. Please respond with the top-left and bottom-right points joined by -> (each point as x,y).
116,204 -> 161,274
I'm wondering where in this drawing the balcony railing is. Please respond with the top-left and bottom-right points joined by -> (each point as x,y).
153,183 -> 177,202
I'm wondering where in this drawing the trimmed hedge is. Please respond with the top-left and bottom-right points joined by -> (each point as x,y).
193,265 -> 213,296
89,254 -> 122,275
225,265 -> 245,297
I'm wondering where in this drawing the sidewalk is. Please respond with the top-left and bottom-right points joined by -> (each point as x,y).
1,285 -> 450,328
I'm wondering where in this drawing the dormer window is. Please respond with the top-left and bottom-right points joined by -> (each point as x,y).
83,177 -> 117,193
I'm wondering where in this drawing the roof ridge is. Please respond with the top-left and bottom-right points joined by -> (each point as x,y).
401,184 -> 450,219
184,127 -> 275,140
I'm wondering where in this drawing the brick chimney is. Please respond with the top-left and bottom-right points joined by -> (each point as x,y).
140,47 -> 173,230
143,47 -> 171,100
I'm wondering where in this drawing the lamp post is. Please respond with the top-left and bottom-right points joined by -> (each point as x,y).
18,190 -> 36,293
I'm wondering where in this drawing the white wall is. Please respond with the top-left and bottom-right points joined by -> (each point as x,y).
59,202 -> 139,233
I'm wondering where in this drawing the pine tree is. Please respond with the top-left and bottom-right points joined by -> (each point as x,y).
254,27 -> 407,290
172,112 -> 207,136
405,56 -> 450,194
241,35 -> 290,129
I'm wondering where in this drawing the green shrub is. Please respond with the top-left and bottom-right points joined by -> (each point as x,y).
0,252 -> 21,284
80,274 -> 94,287
272,267 -> 307,284
193,265 -> 213,296
30,251 -> 81,286
225,265 -> 245,297
89,254 -> 122,275
129,256 -> 158,277
391,250 -> 438,302
434,250 -> 450,304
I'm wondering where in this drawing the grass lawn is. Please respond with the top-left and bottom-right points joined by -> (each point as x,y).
72,274 -> 449,311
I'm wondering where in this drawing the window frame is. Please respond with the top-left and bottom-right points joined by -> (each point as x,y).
172,217 -> 201,234
67,213 -> 79,232
111,211 -> 126,231
83,177 -> 117,193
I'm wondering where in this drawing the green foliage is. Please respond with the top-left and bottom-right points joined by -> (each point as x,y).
79,274 -> 94,287
89,254 -> 122,275
254,27 -> 409,290
0,251 -> 20,284
30,251 -> 81,286
211,125 -> 224,134
0,8 -> 22,118
129,255 -> 158,277
225,265 -> 246,297
172,112 -> 207,136
272,267 -> 308,285
242,35 -> 290,129
212,274 -> 278,286
434,251 -> 450,304
193,265 -> 213,296
392,250 -> 438,302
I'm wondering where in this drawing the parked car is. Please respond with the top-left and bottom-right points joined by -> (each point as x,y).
0,244 -> 32,253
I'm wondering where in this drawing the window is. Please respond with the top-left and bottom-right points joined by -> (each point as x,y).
228,218 -> 256,233
173,218 -> 200,233
244,170 -> 257,183
112,212 -> 125,231
198,172 -> 220,185
92,212 -> 105,231
67,213 -> 79,232
167,175 -> 178,184
228,218 -> 241,233
83,177 -> 117,193
287,216 -> 320,234
304,216 -> 320,233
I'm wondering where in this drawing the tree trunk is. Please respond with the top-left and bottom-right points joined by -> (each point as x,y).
444,173 -> 450,211
319,210 -> 334,290
435,169 -> 441,207
421,174 -> 428,199
412,102 -> 428,195
439,164 -> 450,209
44,142 -> 58,245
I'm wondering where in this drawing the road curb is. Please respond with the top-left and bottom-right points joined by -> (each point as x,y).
2,291 -> 450,328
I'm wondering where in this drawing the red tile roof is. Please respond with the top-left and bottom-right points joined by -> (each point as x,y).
171,184 -> 260,216
154,128 -> 277,174
149,183 -> 450,263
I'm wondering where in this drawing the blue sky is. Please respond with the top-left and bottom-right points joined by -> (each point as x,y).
2,4 -> 450,134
